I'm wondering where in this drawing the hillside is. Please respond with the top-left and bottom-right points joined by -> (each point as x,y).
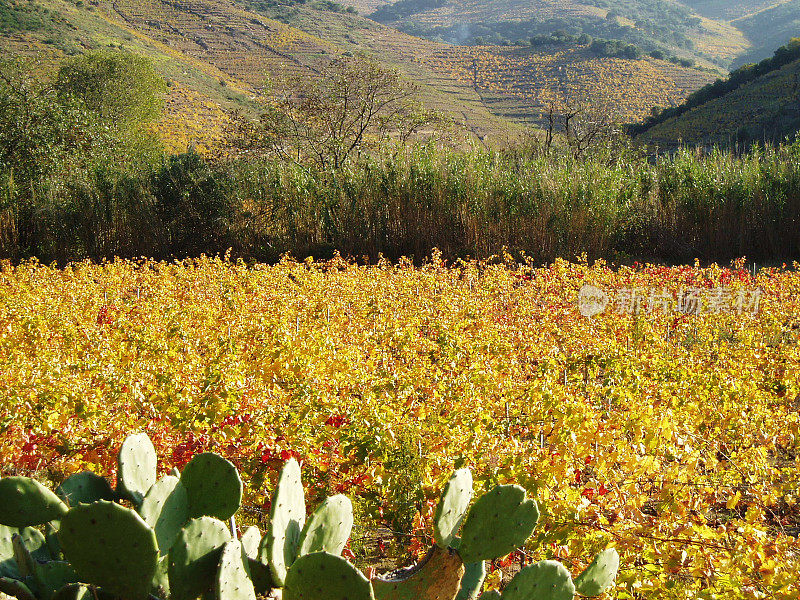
367,0 -> 800,69
634,41 -> 800,147
731,0 -> 800,68
368,0 -> 749,68
0,0 -> 719,148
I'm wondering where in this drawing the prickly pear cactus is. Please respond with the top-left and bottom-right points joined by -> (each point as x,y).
180,454 -> 243,521
263,458 -> 305,586
284,552 -> 374,600
433,469 -> 473,549
215,540 -> 256,600
297,494 -> 353,557
501,560 -> 575,600
55,472 -> 114,507
49,583 -> 95,600
373,546 -> 465,600
458,485 -> 539,564
1,526 -> 48,579
152,555 -> 171,599
0,577 -> 35,600
44,523 -> 61,561
116,433 -> 158,505
477,592 -> 500,600
59,500 -> 159,600
168,516 -> 231,600
30,561 -> 79,600
11,535 -> 34,579
239,527 -> 261,560
139,475 -> 190,554
0,477 -> 68,527
573,548 -> 619,597
455,560 -> 486,600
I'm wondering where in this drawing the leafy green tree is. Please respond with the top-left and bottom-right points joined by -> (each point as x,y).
55,50 -> 167,129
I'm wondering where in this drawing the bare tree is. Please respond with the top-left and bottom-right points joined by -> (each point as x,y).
247,56 -> 436,170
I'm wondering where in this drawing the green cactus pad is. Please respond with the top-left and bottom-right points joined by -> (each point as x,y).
477,592 -> 500,600
59,500 -> 159,600
151,555 -> 170,599
117,433 -> 158,505
0,478 -> 68,527
502,560 -> 575,600
0,526 -> 19,580
433,469 -> 473,549
458,485 -> 539,564
31,561 -> 79,600
297,495 -> 353,557
1,527 -> 48,579
55,472 -> 114,507
168,517 -> 231,600
180,454 -> 243,521
11,535 -> 35,579
573,548 -> 619,597
139,475 -> 190,554
44,523 -> 61,561
264,458 -> 305,586
284,552 -> 373,600
372,546 -> 465,600
246,559 -> 273,596
0,577 -> 36,600
239,527 -> 260,560
50,584 -> 94,600
215,540 -> 255,600
455,561 -> 486,600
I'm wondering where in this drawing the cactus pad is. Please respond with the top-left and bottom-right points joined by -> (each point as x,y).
11,535 -> 35,579
0,577 -> 35,600
117,433 -> 158,505
168,516 -> 231,600
477,592 -> 500,600
264,458 -> 305,586
246,559 -> 273,596
55,472 -> 114,507
297,495 -> 353,557
284,552 -> 374,600
180,454 -> 243,521
59,500 -> 159,600
50,584 -> 94,600
31,561 -> 79,600
0,478 -> 68,527
151,555 -> 171,599
44,523 -> 61,561
433,469 -> 473,549
239,527 -> 261,560
501,560 -> 575,600
455,561 -> 486,600
1,527 -> 48,579
458,485 -> 539,564
573,548 -> 619,597
373,546 -> 465,600
139,475 -> 190,554
215,540 -> 256,600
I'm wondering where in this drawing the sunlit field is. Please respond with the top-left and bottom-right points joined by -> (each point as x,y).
0,255 -> 798,599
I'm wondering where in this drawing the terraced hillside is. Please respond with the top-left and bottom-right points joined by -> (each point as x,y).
634,52 -> 800,147
369,0 -> 750,68
1,0 -> 720,146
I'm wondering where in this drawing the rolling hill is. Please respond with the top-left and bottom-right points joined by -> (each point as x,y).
0,0 -> 720,149
367,0 -> 800,70
633,39 -> 800,146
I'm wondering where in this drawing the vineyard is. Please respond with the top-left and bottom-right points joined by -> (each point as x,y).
636,56 -> 800,147
0,256 -> 798,598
